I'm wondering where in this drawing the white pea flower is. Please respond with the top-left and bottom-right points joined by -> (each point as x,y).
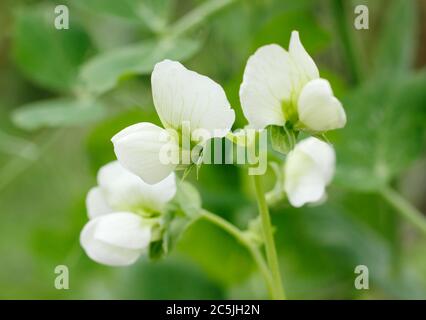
112,60 -> 235,184
239,30 -> 346,132
80,161 -> 176,266
80,212 -> 153,267
284,137 -> 335,207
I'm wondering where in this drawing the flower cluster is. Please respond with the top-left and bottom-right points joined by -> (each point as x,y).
112,60 -> 235,184
80,31 -> 346,266
80,161 -> 176,266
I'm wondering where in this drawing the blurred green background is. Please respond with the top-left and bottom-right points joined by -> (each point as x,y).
0,0 -> 425,299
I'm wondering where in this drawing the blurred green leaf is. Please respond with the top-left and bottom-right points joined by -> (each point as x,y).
372,0 -> 417,78
253,8 -> 330,54
13,5 -> 92,92
273,202 -> 426,299
72,0 -> 142,21
177,218 -> 255,286
80,38 -> 201,94
121,258 -> 224,299
12,98 -> 106,130
335,71 -> 426,191
73,0 -> 173,33
0,130 -> 39,159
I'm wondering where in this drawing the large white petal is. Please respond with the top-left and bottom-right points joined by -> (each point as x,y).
86,187 -> 112,219
284,137 -> 335,207
152,60 -> 235,137
239,44 -> 294,129
289,31 -> 319,85
297,79 -> 346,132
93,212 -> 151,249
97,161 -> 176,213
112,122 -> 178,184
80,214 -> 146,266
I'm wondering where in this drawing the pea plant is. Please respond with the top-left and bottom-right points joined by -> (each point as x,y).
80,31 -> 346,299
4,0 -> 426,300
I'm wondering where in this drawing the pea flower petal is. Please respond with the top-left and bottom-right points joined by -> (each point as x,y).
284,137 -> 335,207
96,161 -> 176,214
297,79 -> 346,132
288,31 -> 319,84
239,44 -> 293,129
86,187 -> 112,219
112,122 -> 179,184
152,59 -> 235,137
80,212 -> 151,266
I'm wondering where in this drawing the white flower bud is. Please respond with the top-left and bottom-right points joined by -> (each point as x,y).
284,137 -> 335,207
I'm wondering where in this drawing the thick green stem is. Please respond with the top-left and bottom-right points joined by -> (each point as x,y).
200,209 -> 274,297
330,0 -> 363,84
252,175 -> 286,300
380,186 -> 426,235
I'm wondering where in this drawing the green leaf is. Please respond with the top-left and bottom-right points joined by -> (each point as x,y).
12,98 -> 106,130
72,0 -> 142,21
12,5 -> 92,92
79,38 -> 201,94
335,71 -> 426,191
73,0 -> 173,33
372,0 -> 417,78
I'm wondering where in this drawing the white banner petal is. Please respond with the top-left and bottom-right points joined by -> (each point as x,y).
240,44 -> 293,129
289,31 -> 319,84
152,60 -> 235,138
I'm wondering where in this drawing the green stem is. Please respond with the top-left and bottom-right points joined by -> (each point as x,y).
380,185 -> 426,235
167,0 -> 238,38
252,175 -> 286,300
330,0 -> 363,84
200,209 -> 274,297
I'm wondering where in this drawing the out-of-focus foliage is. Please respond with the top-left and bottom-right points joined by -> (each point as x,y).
80,38 -> 201,94
13,4 -> 92,92
0,0 -> 425,299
